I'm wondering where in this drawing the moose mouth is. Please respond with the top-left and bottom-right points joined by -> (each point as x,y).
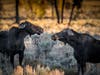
52,35 -> 60,41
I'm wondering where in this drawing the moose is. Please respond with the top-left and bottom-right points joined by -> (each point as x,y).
52,28 -> 100,75
0,21 -> 43,68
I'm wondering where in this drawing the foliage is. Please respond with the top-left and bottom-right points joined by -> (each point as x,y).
19,0 -> 47,18
24,32 -> 77,71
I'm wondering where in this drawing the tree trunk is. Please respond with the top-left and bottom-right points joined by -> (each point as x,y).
15,0 -> 19,24
68,0 -> 83,26
0,1 -> 2,11
0,0 -> 2,18
61,0 -> 65,23
68,4 -> 75,26
54,0 -> 60,24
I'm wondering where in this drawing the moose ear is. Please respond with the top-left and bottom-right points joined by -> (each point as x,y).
19,22 -> 26,29
67,29 -> 74,36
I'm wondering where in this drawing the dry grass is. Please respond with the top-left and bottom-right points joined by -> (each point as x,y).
1,18 -> 100,34
12,65 -> 64,75
0,0 -> 100,35
13,66 -> 23,75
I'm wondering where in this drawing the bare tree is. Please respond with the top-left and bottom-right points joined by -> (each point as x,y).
15,0 -> 19,24
54,0 -> 60,24
0,1 -> 2,11
68,0 -> 83,25
51,1 -> 54,19
61,0 -> 65,23
54,0 -> 65,24
0,0 -> 2,18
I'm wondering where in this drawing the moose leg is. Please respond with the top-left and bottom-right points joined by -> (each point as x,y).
77,63 -> 81,75
80,63 -> 86,75
19,51 -> 24,66
10,55 -> 14,68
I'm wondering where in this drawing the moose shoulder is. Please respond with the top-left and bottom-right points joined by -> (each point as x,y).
52,28 -> 100,75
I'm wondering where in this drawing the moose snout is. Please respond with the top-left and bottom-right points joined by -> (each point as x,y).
51,35 -> 59,41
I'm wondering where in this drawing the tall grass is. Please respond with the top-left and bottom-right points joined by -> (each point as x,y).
13,65 -> 64,75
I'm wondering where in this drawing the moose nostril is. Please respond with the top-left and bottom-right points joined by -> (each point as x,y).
55,35 -> 59,40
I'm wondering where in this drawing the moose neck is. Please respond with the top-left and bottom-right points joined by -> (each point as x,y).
66,38 -> 81,51
18,29 -> 30,39
70,42 -> 79,50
